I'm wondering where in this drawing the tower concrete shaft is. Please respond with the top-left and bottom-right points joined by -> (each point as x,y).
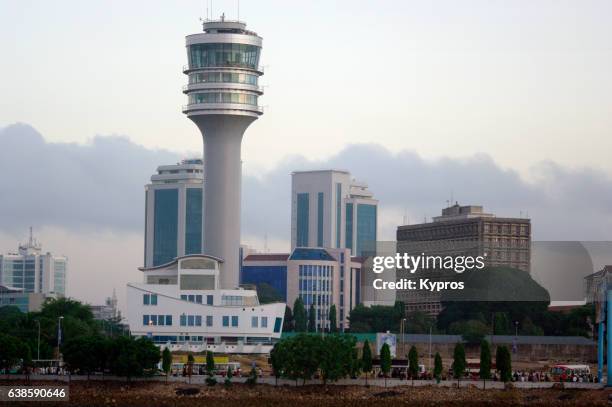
183,18 -> 263,289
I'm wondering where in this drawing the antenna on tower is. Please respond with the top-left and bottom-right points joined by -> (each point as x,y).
264,233 -> 269,253
237,0 -> 240,21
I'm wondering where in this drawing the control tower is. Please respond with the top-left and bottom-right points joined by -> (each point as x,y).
182,16 -> 263,289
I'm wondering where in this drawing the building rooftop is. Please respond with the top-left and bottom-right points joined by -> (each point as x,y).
289,248 -> 336,261
243,253 -> 290,262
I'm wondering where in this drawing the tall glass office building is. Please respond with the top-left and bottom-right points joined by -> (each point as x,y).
144,159 -> 204,267
291,170 -> 378,256
0,231 -> 66,298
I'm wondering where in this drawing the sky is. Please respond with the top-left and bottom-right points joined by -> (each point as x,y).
0,0 -> 611,311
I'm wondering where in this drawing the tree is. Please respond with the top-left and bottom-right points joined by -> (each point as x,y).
62,336 -> 99,380
256,283 -> 283,304
448,320 -> 489,345
319,335 -> 355,385
361,339 -> 373,386
496,346 -> 512,382
270,342 -> 285,385
186,353 -> 194,384
434,352 -> 443,383
328,305 -> 338,333
162,348 -> 172,383
225,366 -> 233,387
0,334 -> 19,379
380,343 -> 391,387
404,311 -> 435,334
479,339 -> 491,388
348,302 -> 405,333
293,298 -> 307,332
452,343 -> 466,386
308,304 -> 316,333
408,345 -> 419,385
205,350 -> 217,386
283,306 -> 294,332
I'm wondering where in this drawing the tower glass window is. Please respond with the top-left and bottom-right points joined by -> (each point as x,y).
356,204 -> 377,256
336,183 -> 342,248
153,189 -> 179,266
345,203 -> 353,252
188,92 -> 258,106
317,192 -> 324,247
185,188 -> 203,255
189,43 -> 261,69
296,193 -> 309,247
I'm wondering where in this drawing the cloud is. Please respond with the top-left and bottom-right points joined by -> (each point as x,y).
0,123 -> 179,234
2,123 -> 612,245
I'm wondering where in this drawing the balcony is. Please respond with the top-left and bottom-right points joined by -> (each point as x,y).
183,64 -> 264,75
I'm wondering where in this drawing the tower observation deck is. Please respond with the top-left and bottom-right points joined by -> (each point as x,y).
182,17 -> 264,289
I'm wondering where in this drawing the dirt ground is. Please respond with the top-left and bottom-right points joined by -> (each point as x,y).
2,380 -> 611,407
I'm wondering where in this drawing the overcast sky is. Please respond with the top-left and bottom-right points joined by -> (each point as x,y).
0,0 -> 611,310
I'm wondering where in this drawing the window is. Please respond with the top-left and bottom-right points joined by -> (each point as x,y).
143,294 -> 150,305
261,317 -> 268,328
150,315 -> 157,326
195,316 -> 202,326
222,316 -> 229,327
251,316 -> 258,328
231,316 -> 239,327
150,294 -> 157,305
158,315 -> 165,326
206,315 -> 213,327
207,295 -> 213,305
188,315 -> 195,326
188,294 -> 195,302
143,315 -> 150,326
195,295 -> 202,304
317,192 -> 324,246
180,314 -> 187,326
296,193 -> 309,246
166,315 -> 172,326
273,317 -> 282,333
153,189 -> 178,266
180,274 -> 215,290
181,295 -> 187,301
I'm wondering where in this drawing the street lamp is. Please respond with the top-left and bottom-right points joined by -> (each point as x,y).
514,321 -> 519,337
57,316 -> 64,349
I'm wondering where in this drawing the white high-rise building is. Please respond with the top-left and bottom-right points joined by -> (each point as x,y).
291,170 -> 378,256
0,229 -> 67,297
144,159 -> 204,267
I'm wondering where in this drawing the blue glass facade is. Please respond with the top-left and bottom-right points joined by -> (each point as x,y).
336,183 -> 342,247
296,193 -> 309,247
317,192 -> 324,247
185,188 -> 203,255
345,203 -> 353,252
153,189 -> 179,266
289,248 -> 335,261
240,265 -> 287,300
356,204 -> 377,256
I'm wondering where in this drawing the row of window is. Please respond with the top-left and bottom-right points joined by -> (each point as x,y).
180,294 -> 214,305
188,92 -> 258,106
143,314 -> 172,326
299,293 -> 331,307
189,72 -> 258,86
299,278 -> 331,292
188,43 -> 260,69
144,314 -> 268,329
298,264 -> 333,278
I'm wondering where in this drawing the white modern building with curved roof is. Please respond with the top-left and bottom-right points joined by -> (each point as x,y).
127,254 -> 285,353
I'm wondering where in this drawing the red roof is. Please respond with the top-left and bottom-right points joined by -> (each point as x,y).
243,253 -> 290,262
